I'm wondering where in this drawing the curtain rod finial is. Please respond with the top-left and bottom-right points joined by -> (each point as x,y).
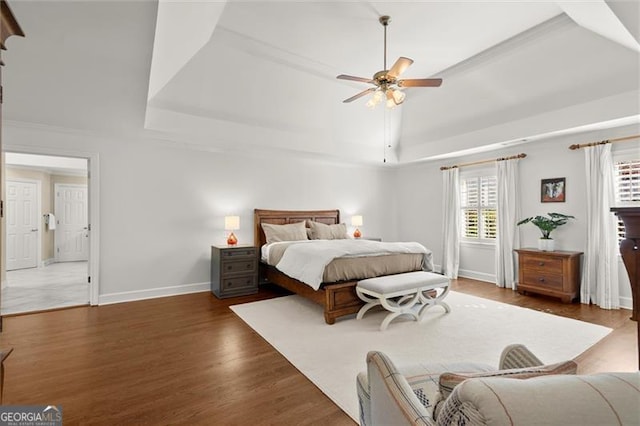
569,144 -> 580,150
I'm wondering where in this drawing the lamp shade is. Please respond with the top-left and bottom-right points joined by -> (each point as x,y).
351,215 -> 363,227
392,89 -> 406,104
224,215 -> 240,231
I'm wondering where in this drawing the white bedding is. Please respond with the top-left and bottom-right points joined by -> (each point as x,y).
271,239 -> 434,290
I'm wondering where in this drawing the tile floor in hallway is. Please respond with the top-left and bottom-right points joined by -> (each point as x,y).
2,261 -> 89,315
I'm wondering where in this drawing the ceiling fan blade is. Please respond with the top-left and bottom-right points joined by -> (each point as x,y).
387,57 -> 414,79
337,74 -> 374,84
343,88 -> 376,103
397,78 -> 443,88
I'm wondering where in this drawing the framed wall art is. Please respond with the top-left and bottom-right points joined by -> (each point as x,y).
541,177 -> 566,203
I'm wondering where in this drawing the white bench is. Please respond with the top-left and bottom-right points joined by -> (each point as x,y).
356,271 -> 451,331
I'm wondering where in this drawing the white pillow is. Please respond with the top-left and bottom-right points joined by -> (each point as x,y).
262,221 -> 308,244
308,221 -> 348,240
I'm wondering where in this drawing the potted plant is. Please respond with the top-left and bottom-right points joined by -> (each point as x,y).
517,213 -> 575,251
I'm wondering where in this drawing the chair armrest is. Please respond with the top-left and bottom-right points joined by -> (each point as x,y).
367,351 -> 435,426
498,344 -> 543,369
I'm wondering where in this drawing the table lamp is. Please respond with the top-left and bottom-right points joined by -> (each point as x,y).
352,215 -> 363,238
225,215 -> 240,245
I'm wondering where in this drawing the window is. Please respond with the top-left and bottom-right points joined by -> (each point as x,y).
614,157 -> 640,242
460,175 -> 497,241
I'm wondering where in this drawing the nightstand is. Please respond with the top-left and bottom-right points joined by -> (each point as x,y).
211,244 -> 258,298
515,248 -> 583,303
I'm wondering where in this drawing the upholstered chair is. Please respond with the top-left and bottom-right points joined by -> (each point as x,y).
362,346 -> 639,425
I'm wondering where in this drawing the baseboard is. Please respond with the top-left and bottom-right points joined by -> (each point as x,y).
41,258 -> 55,267
458,268 -> 495,284
457,268 -> 632,309
98,282 -> 210,305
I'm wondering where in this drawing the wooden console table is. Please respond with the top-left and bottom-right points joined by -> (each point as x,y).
611,207 -> 640,370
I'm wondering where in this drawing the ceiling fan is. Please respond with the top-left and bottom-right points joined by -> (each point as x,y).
337,15 -> 442,108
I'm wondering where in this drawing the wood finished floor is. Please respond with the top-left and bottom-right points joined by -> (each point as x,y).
0,278 -> 636,425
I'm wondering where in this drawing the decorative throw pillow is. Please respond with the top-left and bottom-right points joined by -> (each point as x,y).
261,221 -> 308,244
308,221 -> 348,240
438,360 -> 578,400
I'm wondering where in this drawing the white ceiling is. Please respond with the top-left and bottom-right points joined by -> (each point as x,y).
3,1 -> 639,165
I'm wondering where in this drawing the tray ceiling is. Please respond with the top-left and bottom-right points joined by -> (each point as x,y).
3,1 -> 639,165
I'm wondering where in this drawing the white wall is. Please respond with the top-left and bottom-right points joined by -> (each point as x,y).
5,120 -> 637,308
394,124 -> 639,309
4,123 -> 397,302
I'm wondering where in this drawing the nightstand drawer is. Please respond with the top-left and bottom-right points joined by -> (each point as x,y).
521,271 -> 564,290
221,275 -> 257,291
222,248 -> 256,258
222,259 -> 257,275
522,255 -> 563,274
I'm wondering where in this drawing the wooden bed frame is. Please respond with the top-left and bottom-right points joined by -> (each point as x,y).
254,209 -> 364,324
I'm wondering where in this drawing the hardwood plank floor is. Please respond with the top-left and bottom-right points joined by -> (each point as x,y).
0,278 -> 636,425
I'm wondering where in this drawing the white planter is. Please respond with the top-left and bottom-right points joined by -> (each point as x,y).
538,239 -> 555,251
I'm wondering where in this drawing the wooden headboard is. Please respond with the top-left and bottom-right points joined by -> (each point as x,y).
254,209 -> 340,247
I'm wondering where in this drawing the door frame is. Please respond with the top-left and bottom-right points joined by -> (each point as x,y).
3,145 -> 100,306
5,177 -> 41,270
54,183 -> 88,263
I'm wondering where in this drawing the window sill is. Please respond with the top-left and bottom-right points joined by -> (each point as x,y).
460,240 -> 496,250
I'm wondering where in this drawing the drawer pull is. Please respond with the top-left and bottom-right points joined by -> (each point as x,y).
227,266 -> 232,270
538,278 -> 545,282
246,263 -> 252,269
539,262 -> 545,266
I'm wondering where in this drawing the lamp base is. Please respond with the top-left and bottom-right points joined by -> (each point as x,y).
227,232 -> 238,245
353,228 -> 361,239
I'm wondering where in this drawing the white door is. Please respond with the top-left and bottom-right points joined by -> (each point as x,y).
6,181 -> 39,270
55,184 -> 89,262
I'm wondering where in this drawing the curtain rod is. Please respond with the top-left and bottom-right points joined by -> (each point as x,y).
568,134 -> 640,150
440,153 -> 527,171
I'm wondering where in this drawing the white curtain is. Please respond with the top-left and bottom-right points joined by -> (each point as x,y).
581,144 -> 619,309
441,168 -> 460,278
495,159 -> 520,289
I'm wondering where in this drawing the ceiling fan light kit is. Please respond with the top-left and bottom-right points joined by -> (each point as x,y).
337,15 -> 442,109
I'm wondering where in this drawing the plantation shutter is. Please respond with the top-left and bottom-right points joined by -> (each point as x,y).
461,178 -> 479,238
614,158 -> 640,242
481,176 -> 497,239
460,175 -> 498,240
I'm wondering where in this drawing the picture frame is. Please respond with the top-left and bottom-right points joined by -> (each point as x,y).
541,177 -> 566,203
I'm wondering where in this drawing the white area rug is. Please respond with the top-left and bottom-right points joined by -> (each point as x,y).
231,292 -> 611,423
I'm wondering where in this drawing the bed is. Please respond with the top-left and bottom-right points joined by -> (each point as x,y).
254,208 -> 432,324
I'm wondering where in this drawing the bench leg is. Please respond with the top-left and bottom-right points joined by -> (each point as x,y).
418,285 -> 451,320
379,293 -> 420,331
356,288 -> 382,320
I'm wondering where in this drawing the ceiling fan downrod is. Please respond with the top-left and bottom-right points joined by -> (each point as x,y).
380,15 -> 390,72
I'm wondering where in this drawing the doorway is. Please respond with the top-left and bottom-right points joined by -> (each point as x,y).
2,152 -> 92,315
